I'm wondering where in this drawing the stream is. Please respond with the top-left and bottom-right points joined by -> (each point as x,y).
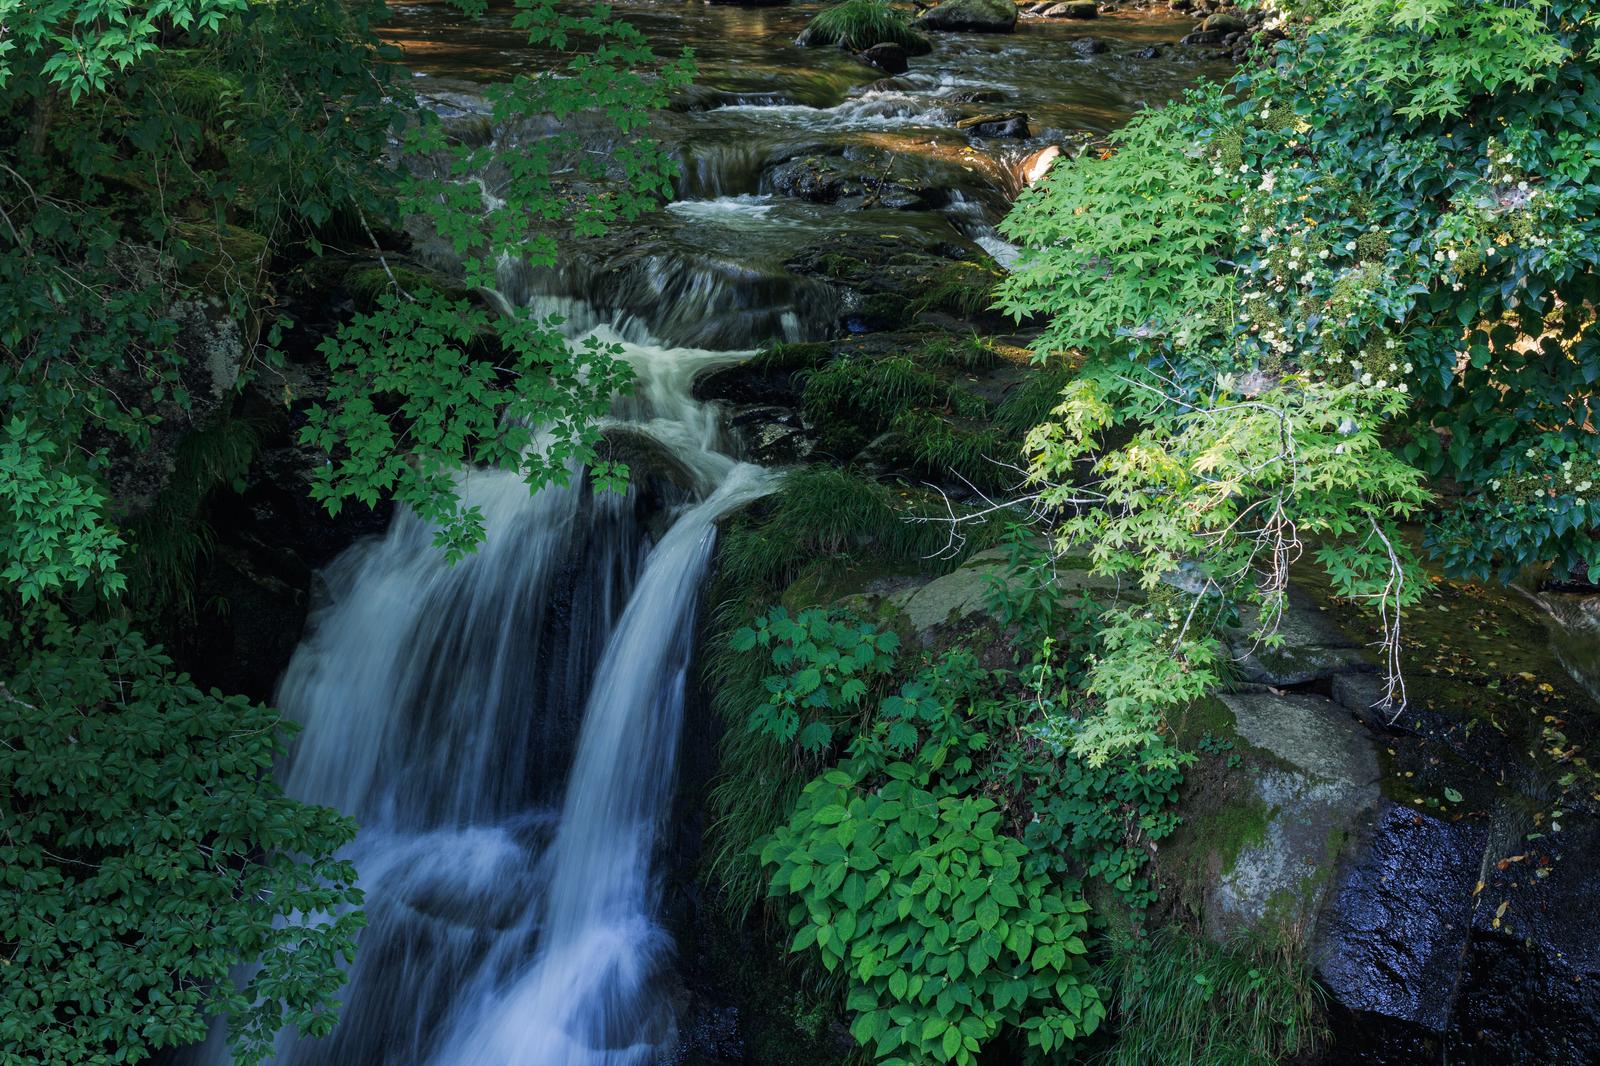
213,5 -> 1229,1063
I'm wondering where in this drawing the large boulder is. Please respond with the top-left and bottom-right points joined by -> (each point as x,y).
919,0 -> 1017,33
1162,691 -> 1382,941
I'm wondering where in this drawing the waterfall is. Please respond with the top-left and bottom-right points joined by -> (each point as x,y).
221,314 -> 770,1066
427,467 -> 769,1066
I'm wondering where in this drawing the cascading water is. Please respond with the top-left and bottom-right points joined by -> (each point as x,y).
199,306 -> 768,1065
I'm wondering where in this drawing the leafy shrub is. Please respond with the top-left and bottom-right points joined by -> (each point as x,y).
1000,0 -> 1600,582
733,606 -> 901,754
0,621 -> 362,1064
759,651 -> 1109,1065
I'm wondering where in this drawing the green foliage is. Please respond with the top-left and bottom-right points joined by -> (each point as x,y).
759,650 -> 1109,1065
0,0 -> 248,98
1092,928 -> 1325,1066
1313,0 -> 1570,119
1021,369 -> 1427,763
909,263 -> 1002,320
802,355 -> 981,434
798,0 -> 929,52
706,475 -> 1003,918
915,334 -> 1001,373
1000,0 -> 1600,582
733,606 -> 901,754
302,293 -> 631,560
992,365 -> 1074,438
0,619 -> 362,1065
997,91 -> 1238,355
888,409 -> 1016,494
0,0 -> 695,1054
713,466 -> 993,603
0,418 -> 126,604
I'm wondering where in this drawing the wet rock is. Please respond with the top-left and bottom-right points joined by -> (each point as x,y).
1451,815 -> 1600,1063
945,88 -> 1007,104
1042,1 -> 1098,17
918,0 -> 1018,33
764,151 -> 940,210
955,111 -> 1030,139
1181,29 -> 1224,44
728,406 -> 817,465
599,426 -> 701,494
1229,587 -> 1373,686
858,42 -> 909,75
1314,804 -> 1487,1047
1133,44 -> 1162,59
1070,36 -> 1108,55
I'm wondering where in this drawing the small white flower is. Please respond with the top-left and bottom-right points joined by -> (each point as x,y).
1397,383 -> 1408,394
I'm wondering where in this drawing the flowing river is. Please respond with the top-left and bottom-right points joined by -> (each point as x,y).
214,4 -> 1228,1063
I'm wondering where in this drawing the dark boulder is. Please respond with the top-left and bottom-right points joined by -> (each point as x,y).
955,111 -> 1030,138
1070,36 -> 1108,55
858,41 -> 909,74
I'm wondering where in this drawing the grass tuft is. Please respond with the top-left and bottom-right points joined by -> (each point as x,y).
126,413 -> 264,620
1093,927 -> 1327,1066
910,260 -> 1003,319
796,0 -> 930,51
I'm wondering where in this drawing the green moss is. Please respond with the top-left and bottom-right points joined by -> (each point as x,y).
344,263 -> 472,308
170,221 -> 269,291
859,291 -> 912,327
909,260 -> 1002,319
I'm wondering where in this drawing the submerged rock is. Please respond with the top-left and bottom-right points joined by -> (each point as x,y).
858,41 -> 910,75
919,0 -> 1018,33
956,111 -> 1031,139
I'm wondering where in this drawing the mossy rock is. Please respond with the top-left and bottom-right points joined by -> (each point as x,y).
919,0 -> 1019,32
1158,691 -> 1381,944
169,221 -> 269,291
